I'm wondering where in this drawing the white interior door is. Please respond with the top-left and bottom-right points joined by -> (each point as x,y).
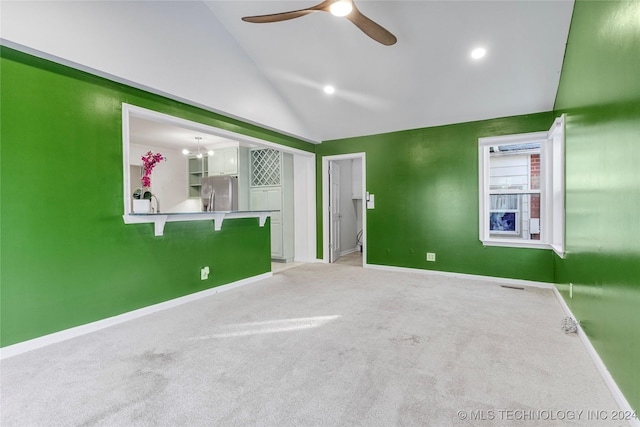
329,162 -> 341,263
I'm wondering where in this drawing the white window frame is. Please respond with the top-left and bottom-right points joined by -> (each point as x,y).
478,115 -> 565,257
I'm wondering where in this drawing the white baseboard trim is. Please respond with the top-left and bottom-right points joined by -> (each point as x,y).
340,247 -> 358,257
551,288 -> 639,427
293,257 -> 323,263
364,263 -> 555,289
0,272 -> 272,360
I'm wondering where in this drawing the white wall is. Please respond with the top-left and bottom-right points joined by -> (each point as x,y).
351,158 -> 364,249
293,154 -> 317,262
0,0 -> 317,142
338,160 -> 358,254
237,146 -> 250,211
354,199 -> 363,249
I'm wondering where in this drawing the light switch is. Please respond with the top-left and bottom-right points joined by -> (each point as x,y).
367,194 -> 375,209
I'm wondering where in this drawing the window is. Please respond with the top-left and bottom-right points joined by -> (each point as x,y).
478,115 -> 565,257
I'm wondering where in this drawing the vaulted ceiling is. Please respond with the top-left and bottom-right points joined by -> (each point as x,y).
1,1 -> 574,143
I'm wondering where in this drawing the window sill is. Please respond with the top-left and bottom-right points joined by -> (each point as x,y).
122,211 -> 274,236
480,239 -> 565,258
550,244 -> 565,259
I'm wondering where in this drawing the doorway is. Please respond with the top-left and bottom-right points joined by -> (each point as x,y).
322,153 -> 366,266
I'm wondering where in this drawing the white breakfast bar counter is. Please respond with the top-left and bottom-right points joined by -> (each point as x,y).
123,211 -> 275,236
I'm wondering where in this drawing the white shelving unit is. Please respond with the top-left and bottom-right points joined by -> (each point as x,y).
188,156 -> 208,198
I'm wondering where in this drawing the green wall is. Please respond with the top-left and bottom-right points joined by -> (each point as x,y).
553,0 -> 640,411
316,113 -> 556,282
0,47 -> 312,347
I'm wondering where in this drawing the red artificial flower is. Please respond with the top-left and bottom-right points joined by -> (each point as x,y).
140,151 -> 165,188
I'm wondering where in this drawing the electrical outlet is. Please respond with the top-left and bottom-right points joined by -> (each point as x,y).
201,266 -> 210,280
426,253 -> 436,262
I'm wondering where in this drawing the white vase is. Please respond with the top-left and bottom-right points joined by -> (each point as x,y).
132,199 -> 151,214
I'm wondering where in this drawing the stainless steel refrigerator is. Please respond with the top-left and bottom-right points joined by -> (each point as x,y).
201,175 -> 238,211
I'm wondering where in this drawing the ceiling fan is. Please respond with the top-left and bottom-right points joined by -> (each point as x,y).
241,0 -> 397,46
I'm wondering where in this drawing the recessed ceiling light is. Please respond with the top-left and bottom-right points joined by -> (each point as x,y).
323,85 -> 335,95
330,0 -> 353,17
471,47 -> 486,60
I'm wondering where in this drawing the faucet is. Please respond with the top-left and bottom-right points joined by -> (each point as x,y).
208,190 -> 215,212
151,194 -> 160,213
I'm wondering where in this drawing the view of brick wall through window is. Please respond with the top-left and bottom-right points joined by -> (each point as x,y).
530,154 -> 541,240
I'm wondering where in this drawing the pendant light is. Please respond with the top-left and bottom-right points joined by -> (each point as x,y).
195,137 -> 203,158
182,136 -> 204,157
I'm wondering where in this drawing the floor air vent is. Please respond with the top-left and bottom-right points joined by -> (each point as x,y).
500,285 -> 525,290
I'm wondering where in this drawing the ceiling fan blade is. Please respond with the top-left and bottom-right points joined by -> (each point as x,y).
242,0 -> 333,24
345,2 -> 397,46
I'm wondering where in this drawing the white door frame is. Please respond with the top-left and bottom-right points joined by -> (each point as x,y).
329,161 -> 341,263
322,153 -> 366,265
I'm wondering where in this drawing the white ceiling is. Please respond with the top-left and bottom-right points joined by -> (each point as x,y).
129,115 -> 245,152
204,0 -> 574,141
1,0 -> 574,143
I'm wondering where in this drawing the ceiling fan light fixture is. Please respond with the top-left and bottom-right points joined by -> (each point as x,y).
241,0 -> 396,46
330,1 -> 353,17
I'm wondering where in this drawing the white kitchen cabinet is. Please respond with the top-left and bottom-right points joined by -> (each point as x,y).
250,187 -> 283,256
249,149 -> 294,261
223,148 -> 238,174
208,147 -> 238,176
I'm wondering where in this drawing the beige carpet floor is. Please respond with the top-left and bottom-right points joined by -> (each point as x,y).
334,251 -> 363,267
1,263 -> 621,426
